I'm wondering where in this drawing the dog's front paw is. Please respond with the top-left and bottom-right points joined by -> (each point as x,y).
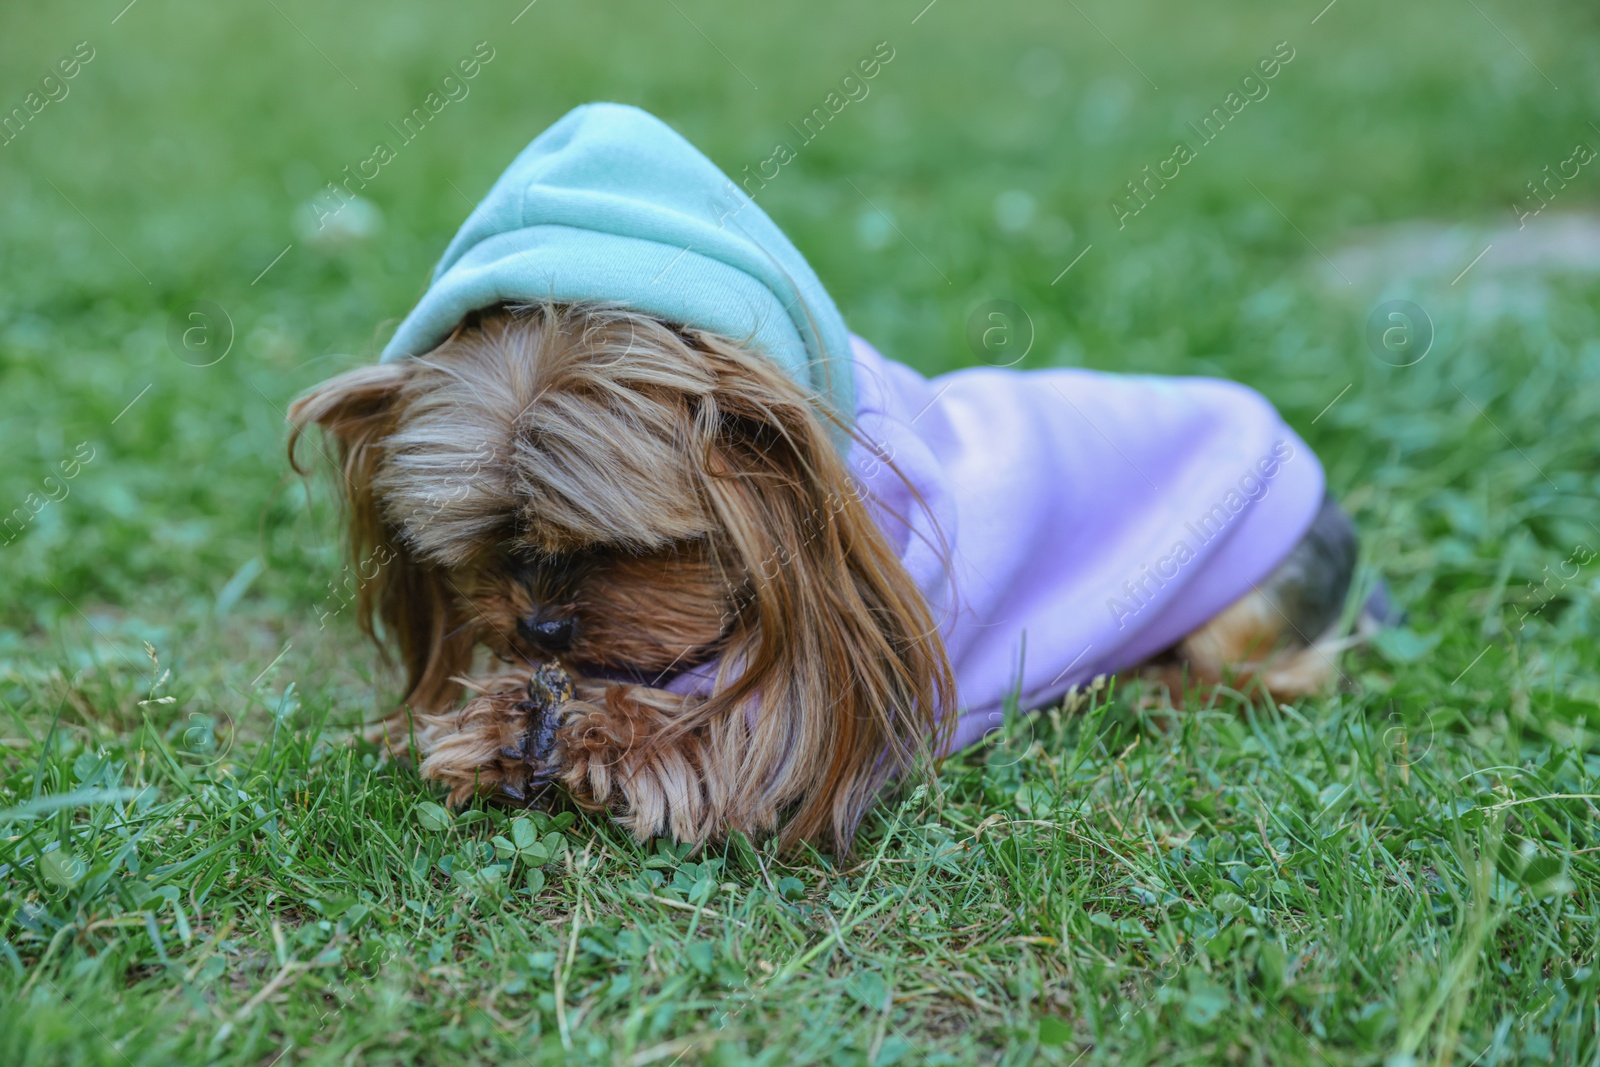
416,664 -> 574,807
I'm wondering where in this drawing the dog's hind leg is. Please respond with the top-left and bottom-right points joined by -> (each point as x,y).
1146,492 -> 1390,701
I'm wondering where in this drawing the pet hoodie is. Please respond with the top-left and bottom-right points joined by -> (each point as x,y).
382,102 -> 1327,754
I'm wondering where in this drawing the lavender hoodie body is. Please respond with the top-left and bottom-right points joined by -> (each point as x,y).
839,336 -> 1323,752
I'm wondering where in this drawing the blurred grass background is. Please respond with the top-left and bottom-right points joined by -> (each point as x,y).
3,1 -> 1599,1064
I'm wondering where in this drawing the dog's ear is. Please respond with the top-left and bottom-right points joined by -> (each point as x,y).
288,364 -> 473,715
687,343 -> 954,853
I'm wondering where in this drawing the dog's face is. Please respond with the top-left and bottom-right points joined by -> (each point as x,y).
290,303 -> 950,849
305,306 -> 754,688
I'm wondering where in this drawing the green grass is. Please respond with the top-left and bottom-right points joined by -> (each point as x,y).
3,0 -> 1599,1063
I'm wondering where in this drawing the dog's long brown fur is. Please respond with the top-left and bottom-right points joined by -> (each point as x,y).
290,304 -> 953,852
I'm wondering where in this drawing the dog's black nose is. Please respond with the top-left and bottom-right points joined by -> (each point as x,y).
517,613 -> 574,653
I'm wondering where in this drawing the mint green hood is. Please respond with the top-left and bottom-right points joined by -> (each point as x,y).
381,102 -> 854,421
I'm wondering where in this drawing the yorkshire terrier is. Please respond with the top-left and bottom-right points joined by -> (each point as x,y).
289,103 -> 1383,852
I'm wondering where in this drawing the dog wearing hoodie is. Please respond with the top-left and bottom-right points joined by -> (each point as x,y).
291,103 -> 1385,852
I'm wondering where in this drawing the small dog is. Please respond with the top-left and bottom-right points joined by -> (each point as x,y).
290,104 -> 1380,852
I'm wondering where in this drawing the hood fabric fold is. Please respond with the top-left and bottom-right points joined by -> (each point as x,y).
381,101 -> 855,421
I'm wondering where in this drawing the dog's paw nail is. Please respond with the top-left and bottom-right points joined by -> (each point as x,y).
501,745 -> 526,762
500,783 -> 527,801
